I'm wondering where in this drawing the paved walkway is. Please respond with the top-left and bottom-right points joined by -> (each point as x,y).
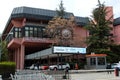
10,69 -> 120,80
70,72 -> 120,80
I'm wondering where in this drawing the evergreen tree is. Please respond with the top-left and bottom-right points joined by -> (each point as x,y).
0,41 -> 9,61
56,0 -> 66,18
85,0 -> 113,54
45,0 -> 75,46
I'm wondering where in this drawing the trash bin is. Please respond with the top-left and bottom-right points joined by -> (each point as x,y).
115,67 -> 119,76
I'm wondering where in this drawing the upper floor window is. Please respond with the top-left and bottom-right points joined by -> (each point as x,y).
14,27 -> 22,38
12,26 -> 47,38
24,26 -> 45,38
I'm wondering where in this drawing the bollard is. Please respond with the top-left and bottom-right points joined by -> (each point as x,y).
115,67 -> 119,76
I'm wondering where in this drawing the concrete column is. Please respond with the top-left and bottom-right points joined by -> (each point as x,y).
15,50 -> 18,69
96,57 -> 98,68
20,44 -> 25,70
18,48 -> 20,69
17,48 -> 19,69
105,57 -> 107,65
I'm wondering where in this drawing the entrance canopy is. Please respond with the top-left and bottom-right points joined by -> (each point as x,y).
25,46 -> 86,59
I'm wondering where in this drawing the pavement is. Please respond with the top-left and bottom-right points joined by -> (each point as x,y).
9,69 -> 120,80
70,70 -> 120,80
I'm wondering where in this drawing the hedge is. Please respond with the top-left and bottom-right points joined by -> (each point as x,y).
0,61 -> 16,79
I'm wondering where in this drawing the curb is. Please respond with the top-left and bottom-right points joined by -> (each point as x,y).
69,69 -> 115,74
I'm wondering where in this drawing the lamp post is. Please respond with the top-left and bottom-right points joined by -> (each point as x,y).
0,32 -> 13,61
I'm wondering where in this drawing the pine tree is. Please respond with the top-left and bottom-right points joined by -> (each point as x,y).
86,0 -> 113,53
0,41 -> 9,61
56,0 -> 66,18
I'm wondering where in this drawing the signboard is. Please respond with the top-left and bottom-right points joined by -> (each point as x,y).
53,46 -> 86,54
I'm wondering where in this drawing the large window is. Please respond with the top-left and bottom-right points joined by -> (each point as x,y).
97,57 -> 105,65
24,26 -> 45,38
12,26 -> 46,38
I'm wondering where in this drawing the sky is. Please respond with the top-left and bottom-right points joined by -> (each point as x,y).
0,0 -> 120,33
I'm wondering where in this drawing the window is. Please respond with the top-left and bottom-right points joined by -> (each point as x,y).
38,28 -> 42,37
29,27 -> 33,37
24,26 -> 46,38
34,27 -> 38,37
14,28 -> 22,38
90,58 -> 96,65
25,27 -> 29,37
98,57 -> 105,65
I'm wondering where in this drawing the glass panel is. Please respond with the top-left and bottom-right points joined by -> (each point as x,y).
15,32 -> 18,38
25,27 -> 29,30
98,57 -> 105,65
25,27 -> 29,37
30,27 -> 33,30
15,28 -> 18,31
38,28 -> 42,37
90,58 -> 96,65
18,28 -> 21,38
29,27 -> 33,37
34,27 -> 38,37
25,31 -> 29,37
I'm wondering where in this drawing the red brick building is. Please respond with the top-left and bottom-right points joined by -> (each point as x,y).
1,6 -> 120,70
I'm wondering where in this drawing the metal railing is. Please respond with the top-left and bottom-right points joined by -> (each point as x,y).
10,70 -> 55,80
43,70 -> 71,80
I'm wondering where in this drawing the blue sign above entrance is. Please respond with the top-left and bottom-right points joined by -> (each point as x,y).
53,46 -> 86,54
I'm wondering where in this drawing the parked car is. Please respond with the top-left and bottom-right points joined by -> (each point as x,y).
111,63 -> 120,69
49,63 -> 70,70
111,63 -> 118,69
39,65 -> 49,70
29,64 -> 38,70
29,64 -> 49,70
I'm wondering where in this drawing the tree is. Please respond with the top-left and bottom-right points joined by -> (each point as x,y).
0,41 -> 9,61
56,0 -> 65,18
109,45 -> 120,63
45,16 -> 75,46
85,0 -> 113,54
45,0 -> 75,46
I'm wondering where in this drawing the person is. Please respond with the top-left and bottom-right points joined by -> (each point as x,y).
106,63 -> 112,74
36,61 -> 40,70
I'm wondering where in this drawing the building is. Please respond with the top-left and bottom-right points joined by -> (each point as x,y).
1,6 -> 120,70
113,17 -> 120,44
1,6 -> 89,70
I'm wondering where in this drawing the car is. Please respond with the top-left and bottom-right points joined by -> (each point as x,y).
29,64 -> 49,70
49,63 -> 70,70
111,63 -> 118,69
111,63 -> 120,70
29,64 -> 38,70
39,65 -> 49,70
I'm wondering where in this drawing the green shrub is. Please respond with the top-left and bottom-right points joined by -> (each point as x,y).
0,61 -> 16,79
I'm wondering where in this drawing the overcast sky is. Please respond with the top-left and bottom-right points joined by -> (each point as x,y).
0,0 -> 120,33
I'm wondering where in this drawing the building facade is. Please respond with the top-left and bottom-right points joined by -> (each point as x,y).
1,7 -> 89,70
1,6 -> 120,70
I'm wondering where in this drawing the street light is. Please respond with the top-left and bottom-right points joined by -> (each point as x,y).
0,32 -> 13,61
